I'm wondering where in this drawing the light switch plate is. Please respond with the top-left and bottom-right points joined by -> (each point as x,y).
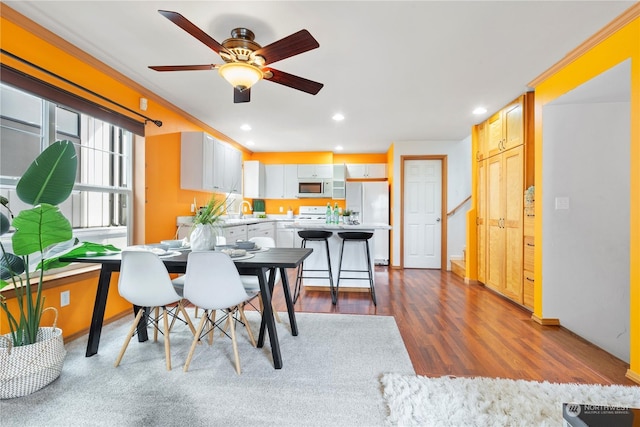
555,196 -> 570,210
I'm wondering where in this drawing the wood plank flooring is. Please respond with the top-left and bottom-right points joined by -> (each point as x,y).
272,267 -> 636,386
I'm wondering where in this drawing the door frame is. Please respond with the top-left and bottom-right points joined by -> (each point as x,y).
400,155 -> 448,270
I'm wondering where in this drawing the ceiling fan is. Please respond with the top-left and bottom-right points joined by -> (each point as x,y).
149,10 -> 324,103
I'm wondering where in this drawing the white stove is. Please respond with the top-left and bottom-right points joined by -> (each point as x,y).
296,205 -> 328,222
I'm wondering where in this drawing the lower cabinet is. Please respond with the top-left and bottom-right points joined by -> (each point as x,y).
223,224 -> 247,243
485,145 -> 524,304
248,222 -> 275,240
522,200 -> 535,309
276,221 -> 301,247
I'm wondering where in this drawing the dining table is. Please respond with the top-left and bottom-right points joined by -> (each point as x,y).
60,246 -> 313,369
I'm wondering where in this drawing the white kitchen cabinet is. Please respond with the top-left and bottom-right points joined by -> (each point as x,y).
211,139 -> 241,194
264,164 -> 284,199
297,164 -> 332,179
180,132 -> 215,191
276,221 -> 301,247
223,224 -> 247,243
222,144 -> 242,194
283,164 -> 299,198
181,132 -> 242,194
247,221 -> 275,240
265,164 -> 298,199
332,163 -> 345,200
243,160 -> 265,198
346,163 -> 387,179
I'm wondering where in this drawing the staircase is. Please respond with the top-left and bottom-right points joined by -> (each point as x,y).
451,259 -> 466,279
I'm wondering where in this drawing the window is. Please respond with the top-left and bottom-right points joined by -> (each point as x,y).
0,83 -> 132,266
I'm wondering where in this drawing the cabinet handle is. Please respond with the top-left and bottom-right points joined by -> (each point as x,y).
526,242 -> 535,247
525,276 -> 534,282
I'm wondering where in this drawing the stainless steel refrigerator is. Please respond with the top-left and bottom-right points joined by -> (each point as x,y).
345,181 -> 390,265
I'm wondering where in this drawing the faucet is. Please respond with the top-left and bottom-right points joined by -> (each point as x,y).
239,200 -> 253,219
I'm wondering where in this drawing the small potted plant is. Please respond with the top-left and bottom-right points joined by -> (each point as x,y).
189,194 -> 228,250
0,140 -> 77,399
342,209 -> 352,224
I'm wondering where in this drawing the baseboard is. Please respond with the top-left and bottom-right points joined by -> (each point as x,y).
626,368 -> 640,385
531,314 -> 560,326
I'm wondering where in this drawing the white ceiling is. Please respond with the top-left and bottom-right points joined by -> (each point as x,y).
4,1 -> 635,153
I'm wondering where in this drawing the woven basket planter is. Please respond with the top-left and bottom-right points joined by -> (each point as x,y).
0,308 -> 66,399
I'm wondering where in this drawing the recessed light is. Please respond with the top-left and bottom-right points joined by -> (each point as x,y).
473,107 -> 487,115
240,124 -> 252,131
335,145 -> 344,151
332,113 -> 345,121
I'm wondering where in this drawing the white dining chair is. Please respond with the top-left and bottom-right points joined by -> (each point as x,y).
182,251 -> 258,374
115,250 -> 194,371
240,236 -> 282,324
172,235 -> 227,318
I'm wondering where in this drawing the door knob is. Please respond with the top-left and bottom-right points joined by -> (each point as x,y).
436,218 -> 441,222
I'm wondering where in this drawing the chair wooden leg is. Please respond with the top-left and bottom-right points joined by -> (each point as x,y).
163,307 -> 171,371
184,312 -> 207,372
238,305 -> 256,347
228,308 -> 241,374
115,309 -> 145,367
179,301 -> 197,336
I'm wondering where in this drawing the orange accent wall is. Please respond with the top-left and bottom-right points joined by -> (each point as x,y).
530,8 -> 640,382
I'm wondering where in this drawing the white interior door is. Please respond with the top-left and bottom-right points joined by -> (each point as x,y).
403,159 -> 442,268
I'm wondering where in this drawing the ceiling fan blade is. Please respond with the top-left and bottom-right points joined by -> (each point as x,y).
254,30 -> 319,65
234,87 -> 251,103
149,64 -> 217,72
264,68 -> 323,95
158,10 -> 230,56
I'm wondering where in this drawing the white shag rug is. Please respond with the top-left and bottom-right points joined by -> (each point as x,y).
381,374 -> 640,426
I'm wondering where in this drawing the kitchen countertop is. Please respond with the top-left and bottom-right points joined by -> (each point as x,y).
177,215 -> 297,227
285,222 -> 392,230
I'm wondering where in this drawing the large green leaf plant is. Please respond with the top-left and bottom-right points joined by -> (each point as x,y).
0,140 -> 78,346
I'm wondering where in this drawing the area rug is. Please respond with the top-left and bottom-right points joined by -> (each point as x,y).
381,373 -> 640,426
1,312 -> 414,426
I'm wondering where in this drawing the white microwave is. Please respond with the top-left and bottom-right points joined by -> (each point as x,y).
298,180 -> 332,198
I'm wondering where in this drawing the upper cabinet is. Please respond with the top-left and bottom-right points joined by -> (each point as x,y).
243,160 -> 265,198
181,132 -> 215,192
486,96 -> 524,158
265,164 -> 298,199
180,132 -> 242,194
297,164 -> 332,179
475,121 -> 487,161
332,163 -> 346,200
346,163 -> 387,179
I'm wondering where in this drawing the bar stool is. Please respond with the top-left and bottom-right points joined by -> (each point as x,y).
336,232 -> 376,305
293,230 -> 336,304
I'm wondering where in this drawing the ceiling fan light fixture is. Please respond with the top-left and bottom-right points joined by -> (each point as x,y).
218,62 -> 263,91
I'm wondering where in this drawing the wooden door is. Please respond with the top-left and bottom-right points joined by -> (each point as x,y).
477,159 -> 487,283
403,159 -> 442,269
485,154 -> 504,291
502,146 -> 524,302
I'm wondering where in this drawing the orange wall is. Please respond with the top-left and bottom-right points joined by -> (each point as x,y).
531,9 -> 640,382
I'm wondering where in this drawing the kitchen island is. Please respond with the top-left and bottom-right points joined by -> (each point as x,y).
284,222 -> 391,293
